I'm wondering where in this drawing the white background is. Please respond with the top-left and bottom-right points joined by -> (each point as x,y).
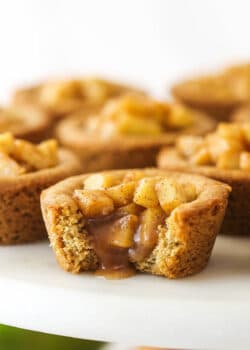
0,0 -> 250,99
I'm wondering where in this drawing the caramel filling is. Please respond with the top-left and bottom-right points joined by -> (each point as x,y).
87,213 -> 139,278
85,208 -> 166,278
73,172 -> 197,279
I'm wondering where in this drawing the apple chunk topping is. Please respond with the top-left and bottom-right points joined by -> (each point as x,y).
133,178 -> 159,208
106,181 -> 136,206
177,122 -> 250,170
73,189 -> 114,217
0,132 -> 59,176
87,94 -> 194,139
156,179 -> 196,215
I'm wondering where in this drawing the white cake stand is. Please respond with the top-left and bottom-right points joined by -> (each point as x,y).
0,235 -> 249,350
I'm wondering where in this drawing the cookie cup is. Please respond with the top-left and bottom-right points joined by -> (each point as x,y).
158,148 -> 248,235
56,111 -> 215,172
0,149 -> 81,244
41,169 -> 229,278
172,78 -> 241,122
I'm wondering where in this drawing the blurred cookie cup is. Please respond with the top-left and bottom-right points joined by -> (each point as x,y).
172,62 -> 250,121
157,122 -> 250,235
56,94 -> 216,172
0,133 -> 81,244
13,77 -> 146,126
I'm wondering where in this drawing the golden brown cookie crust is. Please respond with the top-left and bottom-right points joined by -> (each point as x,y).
0,149 -> 81,245
41,169 -> 230,279
55,110 -> 215,172
1,104 -> 50,142
157,147 -> 250,235
172,79 -> 241,122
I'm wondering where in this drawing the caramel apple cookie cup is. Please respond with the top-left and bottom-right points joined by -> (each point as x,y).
13,78 -> 146,122
172,63 -> 250,121
41,169 -> 230,279
55,97 -> 215,172
171,76 -> 241,121
0,134 -> 81,244
157,122 -> 250,235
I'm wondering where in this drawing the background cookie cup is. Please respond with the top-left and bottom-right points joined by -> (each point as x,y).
12,78 -> 145,123
171,77 -> 241,122
55,107 -> 215,172
41,169 -> 230,279
0,148 -> 81,244
157,147 -> 250,235
171,63 -> 250,121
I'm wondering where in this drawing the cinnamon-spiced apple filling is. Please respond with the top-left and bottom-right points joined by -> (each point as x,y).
39,78 -> 143,107
176,122 -> 250,170
82,94 -> 194,138
15,78 -> 145,115
0,132 -> 58,176
72,171 -> 197,277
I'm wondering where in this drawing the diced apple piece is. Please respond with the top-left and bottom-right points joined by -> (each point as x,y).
106,181 -> 136,207
206,133 -> 243,162
240,151 -> 250,170
73,189 -> 114,217
0,152 -> 26,176
217,123 -> 244,141
116,203 -> 142,216
139,207 -> 165,246
40,80 -> 82,105
206,134 -> 226,162
123,170 -> 145,183
84,173 -> 121,190
109,214 -> 139,248
12,140 -> 42,169
117,113 -> 163,136
134,178 -> 159,208
83,78 -> 110,103
38,139 -> 58,168
181,183 -> 197,202
103,94 -> 168,123
216,150 -> 241,169
166,105 -> 193,129
0,132 -> 15,154
129,207 -> 166,262
177,136 -> 204,158
190,147 -> 212,166
156,179 -> 190,215
12,139 -> 58,170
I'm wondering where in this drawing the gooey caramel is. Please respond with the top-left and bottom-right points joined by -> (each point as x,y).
86,207 -> 165,279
